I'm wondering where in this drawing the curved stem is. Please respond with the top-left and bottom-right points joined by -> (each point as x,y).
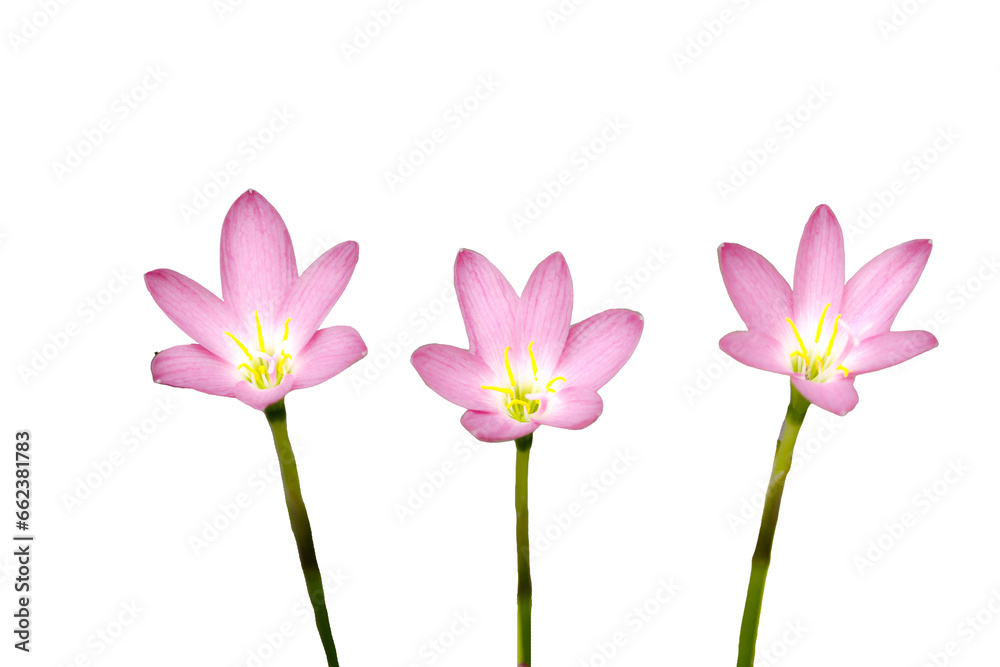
264,399 -> 340,667
736,382 -> 810,667
515,433 -> 533,667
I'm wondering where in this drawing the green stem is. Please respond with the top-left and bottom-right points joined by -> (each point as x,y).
736,382 -> 810,667
264,399 -> 340,667
515,433 -> 533,667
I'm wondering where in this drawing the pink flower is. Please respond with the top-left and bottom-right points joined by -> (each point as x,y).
719,204 -> 937,416
412,250 -> 644,442
146,190 -> 367,410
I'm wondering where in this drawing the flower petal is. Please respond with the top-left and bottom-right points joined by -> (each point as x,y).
280,241 -> 359,355
145,269 -> 236,360
555,309 -> 643,390
718,243 -> 792,338
411,344 -> 500,411
454,249 -> 519,377
514,252 -> 573,378
791,376 -> 859,416
150,344 -> 241,397
220,190 -> 298,322
720,331 -> 792,375
460,409 -> 538,443
528,385 -> 603,430
793,204 -> 845,324
841,239 -> 933,338
844,330 -> 938,375
291,326 -> 367,390
233,380 -> 295,411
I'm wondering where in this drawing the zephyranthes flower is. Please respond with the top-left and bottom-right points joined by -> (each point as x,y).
411,249 -> 643,666
146,190 -> 366,410
719,204 -> 937,667
719,203 -> 937,415
146,190 -> 365,666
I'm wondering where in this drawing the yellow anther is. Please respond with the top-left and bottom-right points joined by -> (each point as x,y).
825,314 -> 842,357
237,362 -> 254,376
504,347 -> 516,387
509,399 -> 531,409
226,332 -> 254,360
546,376 -> 567,392
815,303 -> 831,343
528,341 -> 539,381
837,364 -> 849,378
255,311 -> 266,352
786,318 -> 808,356
282,318 -> 291,342
481,385 -> 515,397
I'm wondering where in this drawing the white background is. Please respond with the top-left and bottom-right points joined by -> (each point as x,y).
2,1 -> 999,665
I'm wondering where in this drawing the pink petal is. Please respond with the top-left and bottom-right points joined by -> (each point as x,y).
514,252 -> 573,378
841,239 -> 933,337
718,243 -> 792,338
791,376 -> 859,416
460,409 -> 538,443
291,326 -> 367,390
844,330 -> 938,375
719,331 -> 791,375
792,204 -> 845,324
454,249 -> 519,378
555,309 -> 644,390
151,344 -> 241,397
233,380 -> 295,411
145,269 -> 236,361
279,241 -> 359,355
411,344 -> 501,412
528,385 -> 603,430
220,190 -> 298,322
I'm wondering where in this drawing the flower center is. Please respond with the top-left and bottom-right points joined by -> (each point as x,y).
786,303 -> 850,382
481,341 -> 567,422
225,311 -> 294,389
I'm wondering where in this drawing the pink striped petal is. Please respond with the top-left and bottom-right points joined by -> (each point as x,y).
528,385 -> 603,430
460,409 -> 538,443
718,243 -> 792,338
145,269 -> 236,361
220,191 -> 297,322
455,249 -> 519,377
151,344 -> 241,397
793,204 -> 845,324
514,252 -> 573,378
233,380 -> 295,411
844,330 -> 938,375
411,344 -> 500,411
556,309 -> 643,390
720,331 -> 791,375
792,376 -> 859,416
841,239 -> 932,337
291,326 -> 367,390
280,241 -> 359,355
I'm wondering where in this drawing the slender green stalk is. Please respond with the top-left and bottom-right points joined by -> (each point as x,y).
515,433 -> 533,667
264,399 -> 340,667
736,383 -> 810,667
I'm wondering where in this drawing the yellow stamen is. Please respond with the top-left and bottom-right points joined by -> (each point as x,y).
282,318 -> 291,342
825,314 -> 842,357
237,362 -> 254,376
509,399 -> 531,409
504,347 -> 516,387
528,341 -> 539,381
481,385 -> 515,397
815,303 -> 831,343
786,318 -> 808,356
255,311 -> 266,352
836,364 -> 850,378
546,376 -> 567,392
226,332 -> 254,360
